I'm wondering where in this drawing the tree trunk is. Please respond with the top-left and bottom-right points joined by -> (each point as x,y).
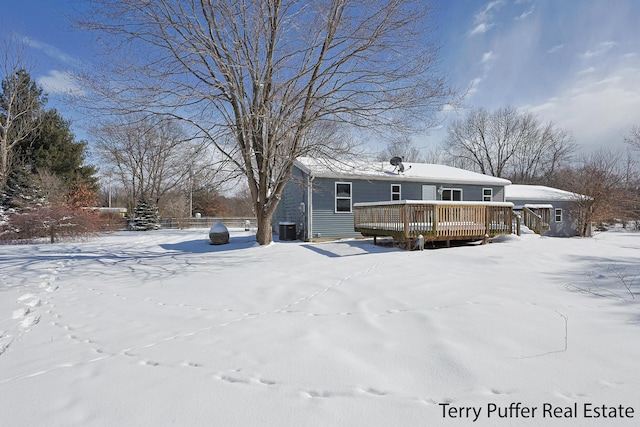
255,211 -> 273,245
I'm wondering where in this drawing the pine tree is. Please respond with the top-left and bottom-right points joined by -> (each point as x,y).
1,165 -> 46,210
129,195 -> 160,231
16,108 -> 98,191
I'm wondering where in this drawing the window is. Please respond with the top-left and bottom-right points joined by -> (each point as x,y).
391,184 -> 401,201
335,182 -> 352,213
441,188 -> 462,201
482,188 -> 493,202
555,208 -> 562,222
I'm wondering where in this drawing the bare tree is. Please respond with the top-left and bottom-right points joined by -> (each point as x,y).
443,106 -> 576,182
79,0 -> 457,244
92,115 -> 219,213
556,149 -> 627,236
509,122 -> 576,184
0,37 -> 44,187
622,126 -> 640,228
624,125 -> 640,152
376,136 -> 426,163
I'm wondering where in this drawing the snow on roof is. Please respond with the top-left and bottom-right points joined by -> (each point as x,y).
295,157 -> 511,186
505,184 -> 582,201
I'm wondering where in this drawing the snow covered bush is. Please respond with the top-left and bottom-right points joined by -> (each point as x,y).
128,196 -> 161,231
0,185 -> 101,243
0,205 -> 102,244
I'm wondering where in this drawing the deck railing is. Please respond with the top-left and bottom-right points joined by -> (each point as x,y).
522,206 -> 551,235
353,200 -> 514,246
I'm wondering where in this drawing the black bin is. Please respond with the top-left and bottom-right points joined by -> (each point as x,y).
278,222 -> 296,241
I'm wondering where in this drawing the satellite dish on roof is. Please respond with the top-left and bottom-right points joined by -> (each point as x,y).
390,156 -> 403,166
390,156 -> 406,174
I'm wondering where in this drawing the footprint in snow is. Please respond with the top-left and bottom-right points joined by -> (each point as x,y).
219,375 -> 250,384
306,390 -> 340,398
19,315 -> 40,328
12,308 -> 30,319
181,361 -> 202,368
363,387 -> 387,396
17,293 -> 36,302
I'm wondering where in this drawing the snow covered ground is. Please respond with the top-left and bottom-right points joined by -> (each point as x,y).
0,228 -> 639,426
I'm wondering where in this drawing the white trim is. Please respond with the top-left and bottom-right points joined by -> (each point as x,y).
391,184 -> 401,201
441,187 -> 463,201
555,208 -> 563,222
335,181 -> 352,213
482,188 -> 493,202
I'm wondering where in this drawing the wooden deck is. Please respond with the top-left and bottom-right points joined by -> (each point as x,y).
353,200 -> 514,249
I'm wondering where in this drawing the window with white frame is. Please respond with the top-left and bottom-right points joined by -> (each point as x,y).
482,188 -> 493,202
335,182 -> 352,213
555,208 -> 562,222
441,188 -> 462,201
391,184 -> 401,201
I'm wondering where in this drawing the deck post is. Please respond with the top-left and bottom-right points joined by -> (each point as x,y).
402,204 -> 409,241
485,206 -> 490,237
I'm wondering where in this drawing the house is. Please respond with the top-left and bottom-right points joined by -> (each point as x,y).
504,184 -> 589,237
273,157 -> 512,241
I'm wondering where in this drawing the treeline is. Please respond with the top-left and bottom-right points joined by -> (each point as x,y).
1,65 -> 251,241
91,114 -> 254,224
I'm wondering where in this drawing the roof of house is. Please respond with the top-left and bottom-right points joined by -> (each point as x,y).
295,157 -> 512,186
505,184 -> 582,201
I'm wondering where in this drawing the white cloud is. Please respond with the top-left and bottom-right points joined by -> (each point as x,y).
21,36 -> 82,67
470,23 -> 492,36
467,77 -> 483,96
38,70 -> 86,95
481,51 -> 495,64
547,44 -> 565,54
579,41 -> 617,60
577,67 -> 596,75
524,62 -> 640,149
515,6 -> 534,20
469,0 -> 506,36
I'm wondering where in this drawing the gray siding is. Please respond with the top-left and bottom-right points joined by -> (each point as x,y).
272,167 -> 308,239
307,173 -> 507,239
510,198 -> 579,237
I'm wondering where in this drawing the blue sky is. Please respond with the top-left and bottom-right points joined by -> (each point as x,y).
3,0 -> 640,153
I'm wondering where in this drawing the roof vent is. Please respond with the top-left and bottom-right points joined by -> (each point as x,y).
390,156 -> 406,173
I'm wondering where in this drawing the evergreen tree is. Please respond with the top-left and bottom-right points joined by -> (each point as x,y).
1,165 -> 46,210
129,195 -> 160,231
17,108 -> 98,191
1,68 -> 46,186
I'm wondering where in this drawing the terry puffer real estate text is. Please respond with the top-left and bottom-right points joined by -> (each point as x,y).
439,402 -> 634,422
